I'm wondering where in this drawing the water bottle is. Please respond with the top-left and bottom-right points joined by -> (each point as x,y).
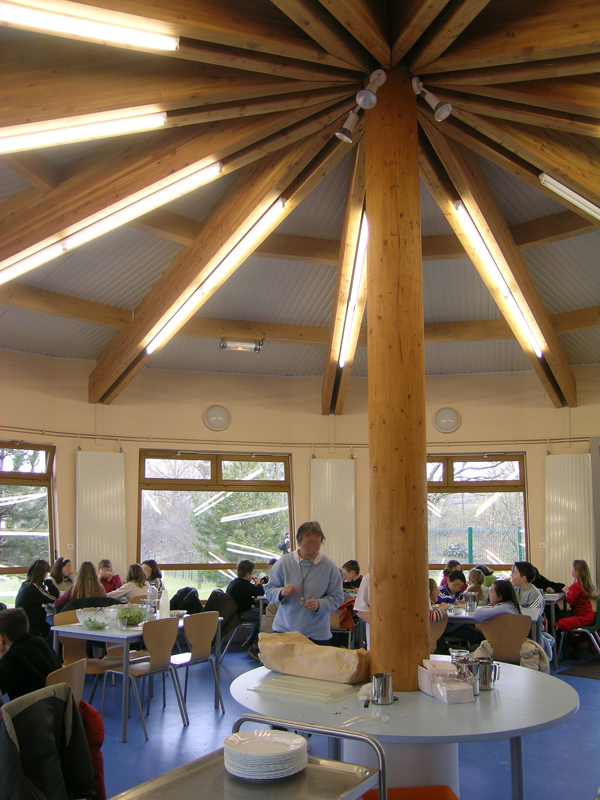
158,586 -> 170,619
147,584 -> 158,614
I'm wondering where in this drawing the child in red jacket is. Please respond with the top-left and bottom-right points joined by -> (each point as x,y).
555,559 -> 597,632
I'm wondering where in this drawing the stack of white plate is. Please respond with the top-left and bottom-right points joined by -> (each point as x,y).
223,729 -> 308,780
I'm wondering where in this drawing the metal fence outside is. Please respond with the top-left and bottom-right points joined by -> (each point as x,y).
428,526 -> 524,565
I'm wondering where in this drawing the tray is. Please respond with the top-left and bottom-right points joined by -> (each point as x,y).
250,673 -> 358,704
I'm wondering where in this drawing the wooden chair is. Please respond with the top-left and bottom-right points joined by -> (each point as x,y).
46,658 -> 86,706
475,614 -> 532,664
170,611 -> 225,711
100,616 -> 188,740
556,600 -> 600,660
53,610 -> 116,704
429,615 -> 449,653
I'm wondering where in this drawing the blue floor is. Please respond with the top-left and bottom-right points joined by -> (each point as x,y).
97,647 -> 600,799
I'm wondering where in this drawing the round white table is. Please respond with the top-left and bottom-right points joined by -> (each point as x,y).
230,664 -> 579,799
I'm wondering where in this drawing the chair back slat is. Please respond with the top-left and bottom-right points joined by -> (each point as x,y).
475,614 -> 531,664
183,612 -> 218,662
142,617 -> 179,671
54,610 -> 78,626
46,658 -> 86,705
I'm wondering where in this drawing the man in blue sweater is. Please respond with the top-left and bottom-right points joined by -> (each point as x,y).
265,521 -> 343,643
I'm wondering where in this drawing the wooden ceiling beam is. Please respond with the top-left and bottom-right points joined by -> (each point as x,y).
431,87 -> 600,138
316,0 -> 391,67
88,122 -> 353,403
429,76 -> 600,120
269,0 -> 371,70
418,121 -> 577,408
419,0 -> 600,75
391,0 -> 452,67
2,37 -> 350,128
0,101 -> 349,266
176,38 -> 361,82
422,53 -> 600,86
417,105 -> 599,221
0,154 -> 61,192
449,108 -> 600,208
409,0 -> 492,74
13,0 -> 353,69
2,281 -> 597,344
321,140 -> 365,414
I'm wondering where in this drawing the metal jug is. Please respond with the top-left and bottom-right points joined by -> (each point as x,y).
477,657 -> 501,690
372,672 -> 394,704
464,592 -> 478,613
453,655 -> 480,696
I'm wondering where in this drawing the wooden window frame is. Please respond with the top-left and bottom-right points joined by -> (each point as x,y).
0,441 -> 56,575
138,449 -> 293,570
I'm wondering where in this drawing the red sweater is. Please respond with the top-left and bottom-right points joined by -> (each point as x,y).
565,580 -> 595,626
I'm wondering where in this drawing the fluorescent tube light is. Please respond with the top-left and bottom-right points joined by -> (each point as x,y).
454,202 -> 544,358
0,161 -> 223,285
539,173 -> 600,221
0,1 -> 179,50
0,112 -> 167,154
338,212 -> 368,368
219,340 -> 262,353
146,198 -> 286,355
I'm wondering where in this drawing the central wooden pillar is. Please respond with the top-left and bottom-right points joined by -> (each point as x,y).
365,69 -> 429,691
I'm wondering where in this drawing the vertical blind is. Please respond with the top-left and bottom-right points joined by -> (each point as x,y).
310,458 -> 355,568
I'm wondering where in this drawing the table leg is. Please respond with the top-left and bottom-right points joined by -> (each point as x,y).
53,629 -> 59,655
215,617 -> 222,709
509,736 -> 525,800
122,644 -> 130,743
328,737 -> 342,760
549,604 -> 559,671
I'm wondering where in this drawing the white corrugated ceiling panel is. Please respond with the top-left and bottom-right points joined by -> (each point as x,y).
522,232 -> 600,314
18,228 -> 182,309
198,256 -> 336,327
160,170 -> 239,222
423,257 -> 500,323
559,330 -> 600,365
277,154 -> 350,240
476,155 -> 564,226
0,307 -> 114,359
425,339 -> 531,375
40,139 -> 112,170
420,178 -> 454,236
352,347 -> 368,378
0,162 -> 30,201
148,336 -> 327,376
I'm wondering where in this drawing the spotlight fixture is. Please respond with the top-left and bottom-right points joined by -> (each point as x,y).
335,109 -> 359,144
411,77 -> 452,122
219,340 -> 263,353
539,173 -> 600,221
356,69 -> 387,110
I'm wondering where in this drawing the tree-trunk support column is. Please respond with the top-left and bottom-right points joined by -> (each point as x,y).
365,69 -> 429,691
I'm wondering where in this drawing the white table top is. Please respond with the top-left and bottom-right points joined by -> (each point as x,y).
543,592 -> 565,604
51,621 -> 146,642
447,606 -> 542,623
230,664 -> 578,745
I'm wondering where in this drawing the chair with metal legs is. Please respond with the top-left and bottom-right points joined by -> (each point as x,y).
101,617 -> 188,740
171,611 -> 225,712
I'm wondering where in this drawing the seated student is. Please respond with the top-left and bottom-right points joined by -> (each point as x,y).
260,558 -> 278,585
0,608 -> 61,701
15,558 -> 59,637
472,580 -> 522,621
531,566 -> 565,595
353,573 -> 370,648
556,559 -> 597,632
438,570 -> 466,604
59,561 -> 119,612
429,579 -> 448,622
511,562 -> 544,608
226,560 -> 265,659
107,564 -> 149,602
142,560 -> 165,593
98,559 -> 122,593
440,560 -> 461,588
467,569 -> 489,605
341,560 -> 362,593
49,557 -> 74,593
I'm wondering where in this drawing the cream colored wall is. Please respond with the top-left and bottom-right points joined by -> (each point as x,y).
1,349 -> 599,577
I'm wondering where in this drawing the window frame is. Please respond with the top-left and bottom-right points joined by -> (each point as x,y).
138,449 -> 293,571
427,453 -> 528,570
0,440 -> 56,576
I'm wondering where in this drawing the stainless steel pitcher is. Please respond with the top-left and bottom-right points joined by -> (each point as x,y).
478,657 -> 501,690
372,672 -> 394,704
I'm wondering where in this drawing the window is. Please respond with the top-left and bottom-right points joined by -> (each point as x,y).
0,442 -> 56,607
427,454 -> 526,569
139,451 -> 292,596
